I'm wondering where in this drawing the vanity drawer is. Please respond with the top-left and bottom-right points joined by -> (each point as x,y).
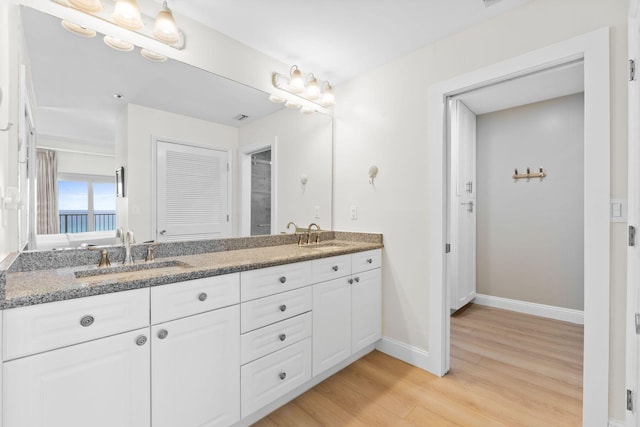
241,338 -> 311,418
241,287 -> 311,333
4,288 -> 150,361
241,312 -> 312,365
241,261 -> 312,302
151,273 -> 239,324
352,249 -> 382,273
311,254 -> 351,283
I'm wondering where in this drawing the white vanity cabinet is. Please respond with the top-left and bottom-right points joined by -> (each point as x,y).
312,250 -> 382,376
3,289 -> 152,427
150,273 -> 241,427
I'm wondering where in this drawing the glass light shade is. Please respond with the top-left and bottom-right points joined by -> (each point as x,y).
289,68 -> 305,94
321,84 -> 336,107
285,100 -> 302,109
153,3 -> 180,44
68,0 -> 103,14
140,49 -> 167,62
103,35 -> 134,52
268,94 -> 286,103
300,106 -> 315,115
113,0 -> 144,30
305,76 -> 321,100
61,21 -> 96,38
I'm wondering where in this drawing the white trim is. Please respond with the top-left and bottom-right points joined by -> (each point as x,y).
609,418 -> 627,427
375,336 -> 433,372
427,28 -> 610,426
473,294 -> 584,325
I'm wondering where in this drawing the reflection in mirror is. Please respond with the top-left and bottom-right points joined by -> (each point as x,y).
19,6 -> 333,250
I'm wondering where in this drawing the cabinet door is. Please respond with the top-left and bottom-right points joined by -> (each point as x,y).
352,269 -> 382,353
312,278 -> 351,376
151,305 -> 240,427
4,328 -> 151,427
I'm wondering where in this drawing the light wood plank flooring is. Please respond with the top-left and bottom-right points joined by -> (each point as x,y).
253,304 -> 584,426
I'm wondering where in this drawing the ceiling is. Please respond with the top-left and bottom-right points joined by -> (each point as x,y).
166,0 -> 533,84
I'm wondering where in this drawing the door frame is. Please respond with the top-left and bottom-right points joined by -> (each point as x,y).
627,0 -> 640,425
427,28 -> 610,425
239,140 -> 277,237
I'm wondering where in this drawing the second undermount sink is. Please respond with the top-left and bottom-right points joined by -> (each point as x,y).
301,241 -> 352,252
74,259 -> 192,279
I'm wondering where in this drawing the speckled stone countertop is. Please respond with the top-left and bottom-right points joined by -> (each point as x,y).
0,232 -> 382,309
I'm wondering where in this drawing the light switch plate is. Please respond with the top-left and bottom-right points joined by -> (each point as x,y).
610,198 -> 627,223
350,205 -> 358,220
314,206 -> 320,219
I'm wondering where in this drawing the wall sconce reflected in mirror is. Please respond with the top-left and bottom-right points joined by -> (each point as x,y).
300,175 -> 308,192
369,165 -> 379,185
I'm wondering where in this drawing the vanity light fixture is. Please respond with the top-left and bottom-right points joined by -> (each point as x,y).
68,0 -> 103,14
300,106 -> 315,115
288,66 -> 305,94
153,2 -> 180,44
61,20 -> 97,37
270,65 -> 335,113
112,0 -> 144,30
285,100 -> 302,109
104,35 -> 134,51
140,48 -> 167,62
268,94 -> 286,103
305,75 -> 321,100
321,82 -> 336,107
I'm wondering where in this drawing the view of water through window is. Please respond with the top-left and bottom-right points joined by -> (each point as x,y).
58,180 -> 116,233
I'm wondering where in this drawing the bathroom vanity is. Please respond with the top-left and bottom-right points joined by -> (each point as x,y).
0,233 -> 382,427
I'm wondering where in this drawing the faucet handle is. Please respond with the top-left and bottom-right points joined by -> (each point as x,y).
145,246 -> 156,262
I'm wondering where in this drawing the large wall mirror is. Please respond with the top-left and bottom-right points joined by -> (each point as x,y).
19,5 -> 333,251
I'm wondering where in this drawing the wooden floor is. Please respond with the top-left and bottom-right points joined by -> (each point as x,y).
253,304 -> 584,426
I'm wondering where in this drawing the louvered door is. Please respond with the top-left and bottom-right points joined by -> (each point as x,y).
156,140 -> 230,241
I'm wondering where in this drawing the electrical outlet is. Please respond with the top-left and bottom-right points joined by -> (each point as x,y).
314,206 -> 320,219
350,205 -> 358,220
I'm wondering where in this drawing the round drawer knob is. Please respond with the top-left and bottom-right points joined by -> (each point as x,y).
366,258 -> 373,264
279,333 -> 287,342
157,329 -> 169,339
332,265 -> 339,271
279,304 -> 287,312
279,276 -> 287,284
348,278 -> 354,284
136,335 -> 147,346
279,372 -> 287,380
198,292 -> 208,302
80,315 -> 95,327
354,277 -> 360,283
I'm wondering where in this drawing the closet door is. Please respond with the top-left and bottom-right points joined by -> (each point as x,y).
156,140 -> 230,241
449,100 -> 477,310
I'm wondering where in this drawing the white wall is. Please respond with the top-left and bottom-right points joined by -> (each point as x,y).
333,0 -> 628,418
476,94 -> 584,310
238,108 -> 333,233
119,103 -> 238,242
38,137 -> 115,177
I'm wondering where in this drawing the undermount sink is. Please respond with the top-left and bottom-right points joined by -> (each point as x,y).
74,259 -> 192,279
301,241 -> 352,252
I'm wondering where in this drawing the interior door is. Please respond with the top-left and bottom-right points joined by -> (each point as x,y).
628,2 -> 640,424
156,140 -> 230,241
448,99 -> 477,311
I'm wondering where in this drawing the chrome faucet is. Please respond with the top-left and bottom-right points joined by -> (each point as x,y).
115,227 -> 124,245
124,230 -> 135,264
307,223 -> 321,244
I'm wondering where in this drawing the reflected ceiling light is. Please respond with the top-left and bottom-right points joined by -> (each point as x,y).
285,100 -> 302,109
140,48 -> 167,62
270,65 -> 335,110
305,75 -> 320,100
103,35 -> 134,51
268,94 -> 286,103
153,1 -> 180,44
61,20 -> 96,37
300,106 -> 315,115
288,66 -> 305,94
321,82 -> 336,107
68,0 -> 103,14
113,0 -> 144,30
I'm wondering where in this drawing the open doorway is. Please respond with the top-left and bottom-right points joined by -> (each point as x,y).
250,148 -> 272,236
427,29 -> 610,424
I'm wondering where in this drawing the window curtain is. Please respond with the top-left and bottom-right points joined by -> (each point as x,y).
36,149 -> 59,234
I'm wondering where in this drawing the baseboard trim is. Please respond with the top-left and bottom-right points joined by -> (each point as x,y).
376,336 -> 432,372
608,418 -> 626,427
473,294 -> 584,325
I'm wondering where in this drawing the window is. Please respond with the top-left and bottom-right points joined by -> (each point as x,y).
58,174 -> 116,233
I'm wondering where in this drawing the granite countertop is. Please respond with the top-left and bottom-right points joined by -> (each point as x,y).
3,237 -> 382,309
